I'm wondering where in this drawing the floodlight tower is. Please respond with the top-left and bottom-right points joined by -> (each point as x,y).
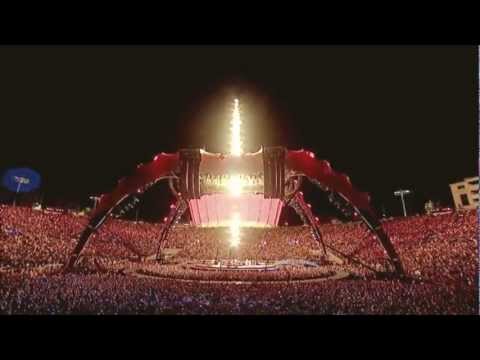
12,176 -> 30,206
394,189 -> 412,217
89,196 -> 100,210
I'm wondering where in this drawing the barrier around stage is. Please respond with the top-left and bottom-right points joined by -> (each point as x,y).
132,259 -> 350,283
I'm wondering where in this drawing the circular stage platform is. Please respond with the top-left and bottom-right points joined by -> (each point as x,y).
131,259 -> 350,283
186,260 -> 279,272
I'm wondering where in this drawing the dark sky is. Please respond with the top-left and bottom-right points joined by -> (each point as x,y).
0,46 -> 477,218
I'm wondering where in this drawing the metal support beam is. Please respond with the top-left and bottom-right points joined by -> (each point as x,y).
289,192 -> 327,257
155,199 -> 189,261
327,191 -> 405,277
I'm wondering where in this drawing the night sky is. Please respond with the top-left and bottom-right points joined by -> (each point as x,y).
0,46 -> 477,219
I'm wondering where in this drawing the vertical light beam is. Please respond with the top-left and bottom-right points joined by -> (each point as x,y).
229,213 -> 241,247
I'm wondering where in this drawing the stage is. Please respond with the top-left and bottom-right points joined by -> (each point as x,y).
186,259 -> 279,272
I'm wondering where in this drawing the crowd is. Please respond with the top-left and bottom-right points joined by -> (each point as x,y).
0,205 -> 162,266
165,226 -> 319,261
0,272 -> 475,315
0,204 -> 478,314
321,211 -> 478,284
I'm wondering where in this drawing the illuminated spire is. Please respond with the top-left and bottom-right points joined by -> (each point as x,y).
229,98 -> 243,156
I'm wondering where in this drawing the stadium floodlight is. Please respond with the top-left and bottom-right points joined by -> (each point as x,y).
89,196 -> 100,210
394,189 -> 412,217
12,176 -> 30,206
2,168 -> 41,207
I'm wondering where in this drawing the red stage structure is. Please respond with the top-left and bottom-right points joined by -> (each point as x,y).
65,146 -> 405,276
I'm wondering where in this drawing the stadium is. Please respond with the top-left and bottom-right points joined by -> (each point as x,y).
1,97 -> 478,315
0,46 -> 478,315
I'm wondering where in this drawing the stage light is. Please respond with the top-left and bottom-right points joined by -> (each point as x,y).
226,174 -> 244,197
229,213 -> 241,247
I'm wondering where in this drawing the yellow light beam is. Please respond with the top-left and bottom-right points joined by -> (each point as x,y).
229,213 -> 241,247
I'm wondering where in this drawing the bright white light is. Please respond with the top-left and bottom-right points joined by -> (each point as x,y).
226,174 -> 243,197
229,213 -> 241,247
229,98 -> 243,156
13,176 -> 30,184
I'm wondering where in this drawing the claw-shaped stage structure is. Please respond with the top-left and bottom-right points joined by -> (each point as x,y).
65,147 -> 405,276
